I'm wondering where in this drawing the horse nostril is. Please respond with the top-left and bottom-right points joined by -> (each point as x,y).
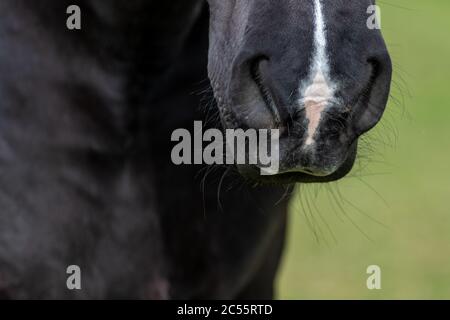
365,58 -> 382,95
353,53 -> 392,135
249,57 -> 283,126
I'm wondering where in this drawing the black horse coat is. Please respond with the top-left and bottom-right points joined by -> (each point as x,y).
0,1 -> 288,299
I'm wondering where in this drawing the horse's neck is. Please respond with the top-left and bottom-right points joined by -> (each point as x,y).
25,0 -> 205,67
92,1 -> 204,63
0,0 -> 206,165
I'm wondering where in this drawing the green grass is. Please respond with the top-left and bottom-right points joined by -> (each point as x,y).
278,0 -> 450,299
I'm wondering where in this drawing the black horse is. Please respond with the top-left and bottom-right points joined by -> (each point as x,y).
0,0 -> 391,299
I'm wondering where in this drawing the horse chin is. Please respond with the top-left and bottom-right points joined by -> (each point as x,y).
237,140 -> 358,185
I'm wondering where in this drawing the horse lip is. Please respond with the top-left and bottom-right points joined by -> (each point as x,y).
276,166 -> 337,178
273,138 -> 358,182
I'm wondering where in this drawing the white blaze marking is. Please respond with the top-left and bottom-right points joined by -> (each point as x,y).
300,0 -> 336,146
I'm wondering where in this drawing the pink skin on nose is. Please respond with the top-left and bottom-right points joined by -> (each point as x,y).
303,71 -> 332,146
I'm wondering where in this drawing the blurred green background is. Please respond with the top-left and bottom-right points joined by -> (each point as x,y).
278,0 -> 450,299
